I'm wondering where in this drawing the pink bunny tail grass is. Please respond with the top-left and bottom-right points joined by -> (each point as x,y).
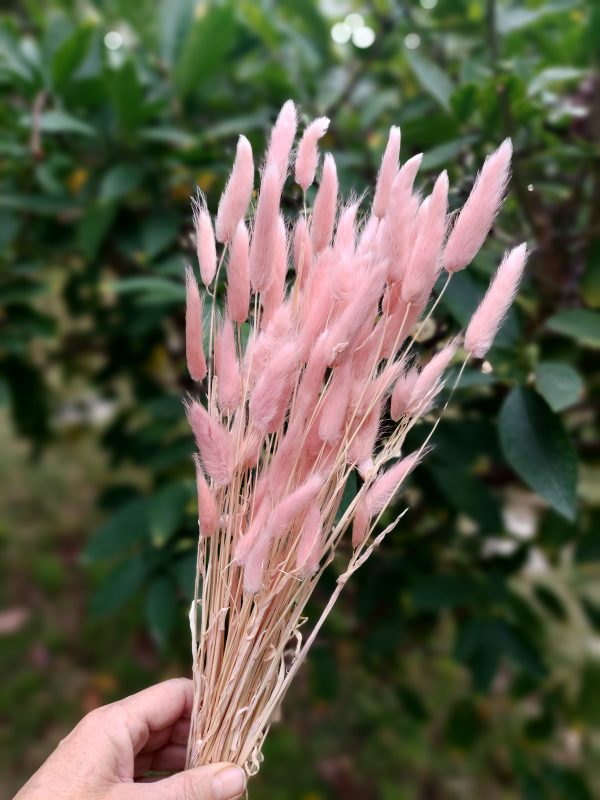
444,138 -> 512,273
249,165 -> 281,293
194,457 -> 219,537
296,502 -> 323,576
185,266 -> 207,382
214,317 -> 242,413
311,153 -> 338,252
227,221 -> 250,323
295,116 -> 330,192
186,400 -> 233,486
215,135 -> 254,243
183,105 -> 524,774
352,451 -> 423,546
373,125 -> 401,218
409,339 -> 459,413
261,214 -> 287,323
194,202 -> 218,286
265,99 -> 298,186
249,340 -> 297,432
465,243 -> 528,358
402,170 -> 448,305
293,217 -> 313,288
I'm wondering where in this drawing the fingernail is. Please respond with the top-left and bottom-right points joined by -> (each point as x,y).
213,766 -> 246,799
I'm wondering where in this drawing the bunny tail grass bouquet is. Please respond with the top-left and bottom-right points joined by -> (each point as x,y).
184,101 -> 527,776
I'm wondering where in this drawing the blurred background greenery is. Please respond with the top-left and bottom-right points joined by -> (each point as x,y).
1,0 -> 599,797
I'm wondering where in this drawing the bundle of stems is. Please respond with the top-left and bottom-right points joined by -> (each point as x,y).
184,101 -> 527,776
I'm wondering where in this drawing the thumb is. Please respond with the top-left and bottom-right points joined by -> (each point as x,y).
145,762 -> 246,800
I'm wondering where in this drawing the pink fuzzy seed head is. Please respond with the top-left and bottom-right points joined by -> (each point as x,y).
249,340 -> 298,433
296,502 -> 322,576
227,220 -> 250,323
409,339 -> 458,413
465,243 -> 527,359
351,497 -> 370,548
390,368 -> 419,421
194,203 -> 217,286
311,153 -> 338,253
261,214 -> 287,324
265,100 -> 298,187
373,125 -> 401,218
214,317 -> 242,413
318,360 -> 353,443
365,450 -> 423,517
194,456 -> 219,538
215,134 -> 254,243
295,116 -> 330,191
293,216 -> 313,288
185,266 -> 207,382
402,170 -> 448,306
444,138 -> 512,273
186,400 -> 233,485
249,165 -> 281,294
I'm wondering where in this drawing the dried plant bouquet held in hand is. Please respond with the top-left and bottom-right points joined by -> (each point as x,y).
183,101 -> 527,775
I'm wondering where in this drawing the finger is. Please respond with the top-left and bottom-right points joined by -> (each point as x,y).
134,744 -> 187,777
141,717 -> 191,754
141,762 -> 246,800
120,678 -> 193,734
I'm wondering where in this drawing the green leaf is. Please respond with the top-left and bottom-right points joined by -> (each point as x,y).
430,462 -> 502,532
149,483 -> 191,546
20,109 -> 96,136
546,309 -> 600,348
51,23 -> 95,90
411,573 -> 478,611
99,164 -> 144,203
109,277 -> 185,304
404,49 -> 455,112
535,361 -> 583,412
109,61 -> 144,135
90,555 -> 146,615
499,387 -> 577,520
420,135 -> 478,171
145,574 -> 179,647
77,203 -> 117,260
335,470 -> 357,523
85,497 -> 150,561
174,3 -> 237,98
159,0 -> 195,67
496,1 -> 578,34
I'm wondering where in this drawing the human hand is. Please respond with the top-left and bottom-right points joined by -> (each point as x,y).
14,678 -> 246,800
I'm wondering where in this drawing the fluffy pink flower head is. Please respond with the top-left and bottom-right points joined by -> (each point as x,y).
249,165 -> 281,293
186,400 -> 233,486
265,100 -> 298,187
215,135 -> 254,243
444,139 -> 512,273
373,126 -> 401,219
227,220 -> 250,323
465,243 -> 527,358
295,116 -> 330,192
194,457 -> 219,538
214,317 -> 242,413
194,202 -> 217,286
293,216 -> 313,288
185,266 -> 207,382
311,153 -> 338,253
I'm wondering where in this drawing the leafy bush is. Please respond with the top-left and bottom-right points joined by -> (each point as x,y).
1,1 -> 599,796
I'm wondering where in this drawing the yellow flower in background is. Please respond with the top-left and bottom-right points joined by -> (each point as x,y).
67,168 -> 88,195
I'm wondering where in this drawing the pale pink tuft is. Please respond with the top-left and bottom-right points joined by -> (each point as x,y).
318,360 -> 353,443
390,368 -> 419,421
409,339 -> 458,413
186,401 -> 233,485
402,171 -> 448,305
185,266 -> 207,382
311,153 -> 338,253
215,135 -> 254,243
295,116 -> 330,191
333,201 -> 360,258
262,215 -> 287,323
249,165 -> 281,293
249,340 -> 298,432
296,502 -> 323,575
214,317 -> 242,413
465,243 -> 527,358
444,139 -> 512,273
373,126 -> 401,218
265,100 -> 298,187
194,457 -> 219,537
226,220 -> 250,323
195,205 -> 217,286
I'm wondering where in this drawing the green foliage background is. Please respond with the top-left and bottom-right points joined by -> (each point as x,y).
1,0 -> 599,797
